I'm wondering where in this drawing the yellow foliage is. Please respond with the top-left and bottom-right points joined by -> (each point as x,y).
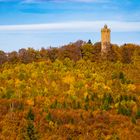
15,79 -> 22,88
66,84 -> 75,96
44,88 -> 48,94
127,84 -> 136,91
51,81 -> 56,87
51,81 -> 58,91
44,98 -> 51,107
84,92 -> 88,98
63,74 -> 75,85
104,85 -> 111,91
49,121 -> 57,129
105,135 -> 112,140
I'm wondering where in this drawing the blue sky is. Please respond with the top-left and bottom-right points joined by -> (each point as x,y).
0,0 -> 140,52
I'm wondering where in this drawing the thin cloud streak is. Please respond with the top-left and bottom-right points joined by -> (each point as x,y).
0,21 -> 140,32
22,0 -> 109,3
0,0 -> 109,3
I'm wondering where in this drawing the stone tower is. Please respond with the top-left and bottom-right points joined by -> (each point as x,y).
101,24 -> 111,53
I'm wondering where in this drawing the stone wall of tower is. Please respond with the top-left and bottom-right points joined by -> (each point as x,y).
101,25 -> 111,53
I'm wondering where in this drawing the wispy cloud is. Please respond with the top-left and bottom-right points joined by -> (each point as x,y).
22,0 -> 109,3
0,0 -> 16,1
0,21 -> 140,32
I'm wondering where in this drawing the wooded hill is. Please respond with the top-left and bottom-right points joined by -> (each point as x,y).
0,40 -> 140,64
0,41 -> 140,139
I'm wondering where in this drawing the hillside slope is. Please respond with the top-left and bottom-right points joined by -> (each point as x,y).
0,58 -> 140,139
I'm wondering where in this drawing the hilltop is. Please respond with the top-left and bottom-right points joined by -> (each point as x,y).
0,40 -> 140,65
0,40 -> 140,139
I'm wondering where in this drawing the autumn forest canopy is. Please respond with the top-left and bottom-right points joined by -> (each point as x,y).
0,41 -> 140,139
0,40 -> 140,64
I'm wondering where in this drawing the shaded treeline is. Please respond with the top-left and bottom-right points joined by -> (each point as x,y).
0,40 -> 140,65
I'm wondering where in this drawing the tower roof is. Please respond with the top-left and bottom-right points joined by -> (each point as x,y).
101,24 -> 110,32
104,24 -> 108,29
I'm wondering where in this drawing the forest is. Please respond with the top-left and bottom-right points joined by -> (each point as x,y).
0,41 -> 140,140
